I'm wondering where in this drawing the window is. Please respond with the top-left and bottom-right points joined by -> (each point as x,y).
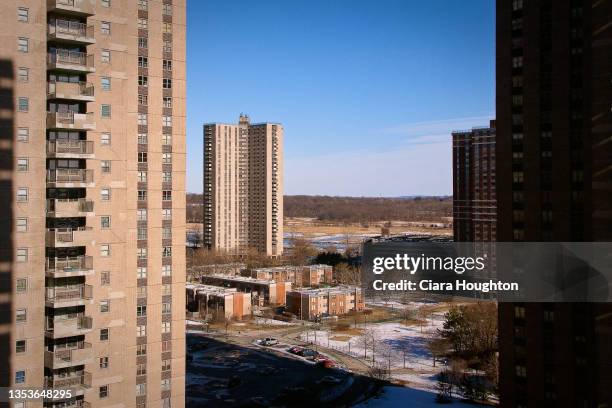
100,328 -> 109,341
138,113 -> 148,125
101,271 -> 110,286
162,246 -> 172,258
138,37 -> 148,49
514,306 -> 525,318
99,356 -> 109,368
16,278 -> 27,292
137,248 -> 147,259
162,302 -> 171,314
17,128 -> 29,142
137,266 -> 147,279
101,216 -> 111,229
163,97 -> 172,108
16,158 -> 28,172
138,18 -> 148,30
162,78 -> 172,89
17,67 -> 28,82
18,97 -> 29,112
163,41 -> 172,53
101,21 -> 111,35
16,309 -> 26,322
138,190 -> 147,201
138,94 -> 148,105
137,325 -> 146,337
101,160 -> 111,173
137,363 -> 147,375
162,359 -> 171,371
162,265 -> 171,277
163,22 -> 172,34
138,56 -> 148,68
136,383 -> 146,396
162,397 -> 171,408
18,7 -> 29,22
138,0 -> 148,11
101,77 -> 111,91
138,152 -> 148,163
15,340 -> 26,353
512,56 -> 523,68
162,190 -> 172,201
162,209 -> 172,220
162,284 -> 172,296
99,385 -> 109,399
100,244 -> 111,257
163,60 -> 172,71
161,379 -> 171,391
101,132 -> 111,145
17,188 -> 28,202
18,37 -> 29,52
15,370 -> 25,384
101,104 -> 111,118
137,286 -> 147,298
162,172 -> 172,183
137,305 -> 147,317
137,227 -> 147,240
138,133 -> 148,144
515,365 -> 527,378
16,248 -> 28,263
137,209 -> 147,221
513,0 -> 523,11
100,299 -> 110,313
101,0 -> 111,6
136,344 -> 147,356
162,3 -> 172,15
162,321 -> 171,333
162,227 -> 172,239
162,153 -> 172,164
101,188 -> 111,201
101,49 -> 111,63
137,171 -> 147,183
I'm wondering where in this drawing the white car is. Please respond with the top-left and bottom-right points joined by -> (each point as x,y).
261,337 -> 279,346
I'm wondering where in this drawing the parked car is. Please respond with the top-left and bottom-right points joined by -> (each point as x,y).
288,346 -> 303,354
261,337 -> 279,346
298,348 -> 318,358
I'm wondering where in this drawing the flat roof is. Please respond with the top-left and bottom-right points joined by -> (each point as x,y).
288,286 -> 361,295
203,274 -> 290,285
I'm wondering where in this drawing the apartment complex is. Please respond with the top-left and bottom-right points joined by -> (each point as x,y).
200,275 -> 290,307
0,1 -> 186,407
186,284 -> 251,321
203,114 -> 283,257
286,287 -> 364,321
452,121 -> 497,242
496,0 -> 612,406
250,264 -> 333,287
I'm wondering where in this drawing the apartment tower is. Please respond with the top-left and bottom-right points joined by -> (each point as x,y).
452,120 -> 497,242
497,0 -> 612,406
203,114 -> 283,257
0,1 -> 186,407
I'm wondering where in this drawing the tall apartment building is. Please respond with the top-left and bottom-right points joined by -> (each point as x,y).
452,120 -> 497,242
203,114 -> 283,257
0,1 -> 186,407
496,0 -> 612,406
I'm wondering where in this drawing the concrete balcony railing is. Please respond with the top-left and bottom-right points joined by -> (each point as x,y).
46,227 -> 93,248
46,256 -> 93,277
45,342 -> 93,369
47,0 -> 95,17
45,315 -> 93,338
48,81 -> 94,102
47,112 -> 95,130
48,50 -> 95,73
46,284 -> 93,307
47,198 -> 94,217
47,140 -> 94,158
47,169 -> 94,187
48,19 -> 95,44
45,371 -> 92,398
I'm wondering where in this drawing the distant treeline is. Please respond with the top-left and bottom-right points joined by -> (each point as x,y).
187,193 -> 452,223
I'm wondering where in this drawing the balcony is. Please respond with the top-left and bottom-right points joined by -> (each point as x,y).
45,315 -> 93,338
48,50 -> 95,73
47,198 -> 94,218
47,169 -> 94,187
46,227 -> 93,248
48,81 -> 94,102
45,371 -> 92,398
45,342 -> 93,369
47,0 -> 95,17
47,112 -> 95,130
46,256 -> 94,278
47,140 -> 94,158
46,284 -> 93,307
48,19 -> 95,45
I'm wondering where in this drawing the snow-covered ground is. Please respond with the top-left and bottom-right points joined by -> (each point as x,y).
356,386 -> 476,408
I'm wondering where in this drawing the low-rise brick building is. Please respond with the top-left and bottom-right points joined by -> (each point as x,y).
200,275 -> 291,306
250,264 -> 333,287
186,284 -> 252,321
286,286 -> 364,320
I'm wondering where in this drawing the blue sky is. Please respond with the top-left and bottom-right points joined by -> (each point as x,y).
186,0 -> 495,196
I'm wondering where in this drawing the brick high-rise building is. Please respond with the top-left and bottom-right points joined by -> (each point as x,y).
496,0 -> 612,406
0,1 -> 186,407
452,120 -> 497,242
203,114 -> 283,257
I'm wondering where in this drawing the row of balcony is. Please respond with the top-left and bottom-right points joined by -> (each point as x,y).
48,19 -> 95,45
47,198 -> 94,217
48,50 -> 95,73
47,139 -> 94,158
46,227 -> 93,247
46,256 -> 93,277
48,81 -> 94,102
48,0 -> 95,17
45,314 -> 92,338
47,169 -> 93,187
47,112 -> 95,130
45,370 -> 92,396
45,342 -> 93,369
46,284 -> 93,307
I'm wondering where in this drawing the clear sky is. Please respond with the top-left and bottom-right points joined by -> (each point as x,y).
186,0 -> 495,196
